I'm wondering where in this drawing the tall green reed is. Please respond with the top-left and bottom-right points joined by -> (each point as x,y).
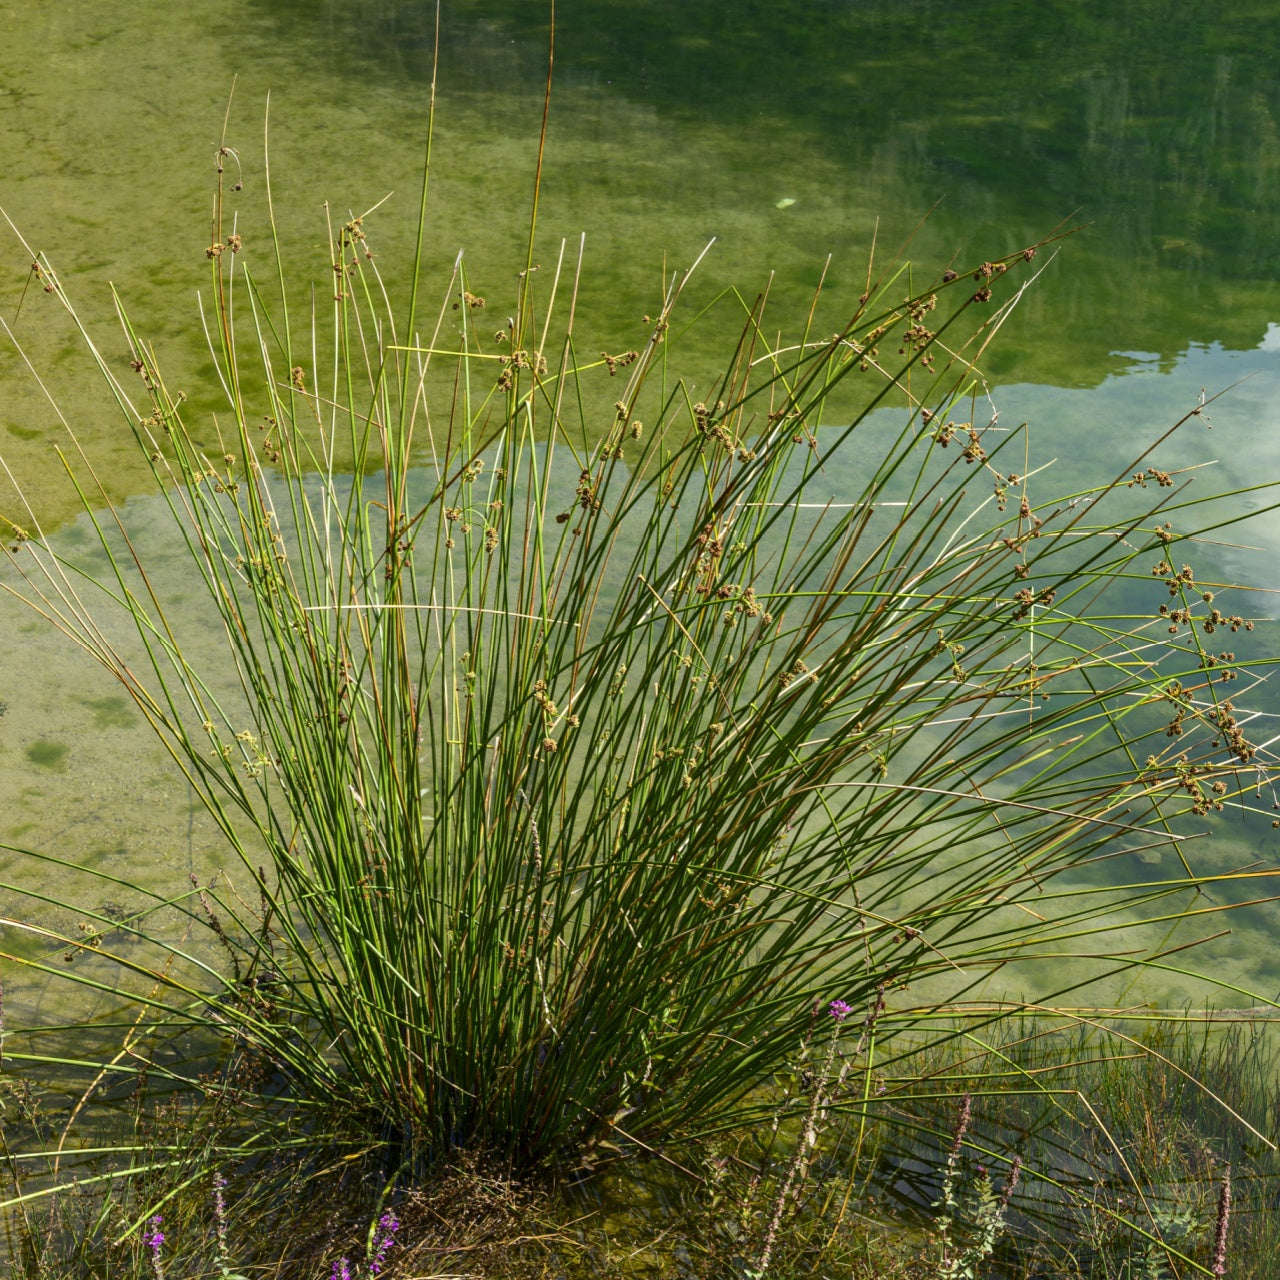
1,87 -> 1278,1207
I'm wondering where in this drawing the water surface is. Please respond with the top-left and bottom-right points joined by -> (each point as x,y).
3,0 -> 1280,1032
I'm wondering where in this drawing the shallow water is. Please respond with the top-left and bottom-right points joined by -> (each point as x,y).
3,1 -> 1280,1215
3,346 -> 1277,1030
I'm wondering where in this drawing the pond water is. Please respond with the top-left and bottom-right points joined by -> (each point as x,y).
4,2 -> 1280,517
3,0 -> 1280,1098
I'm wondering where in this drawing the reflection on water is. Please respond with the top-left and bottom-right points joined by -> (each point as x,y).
3,320 -> 1279,1035
1,0 -> 1279,1155
3,2 -> 1280,525
2,9 -> 1279,1264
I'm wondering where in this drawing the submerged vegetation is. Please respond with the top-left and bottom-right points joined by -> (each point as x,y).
1,27 -> 1279,1278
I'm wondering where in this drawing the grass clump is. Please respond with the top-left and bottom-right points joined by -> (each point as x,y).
852,1018 -> 1280,1278
1,61 -> 1278,1278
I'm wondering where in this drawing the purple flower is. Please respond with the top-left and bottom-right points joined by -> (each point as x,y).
368,1211 -> 400,1277
828,999 -> 852,1023
950,1094 -> 973,1158
144,1216 -> 165,1280
999,1156 -> 1023,1212
213,1172 -> 228,1255
331,1258 -> 351,1280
